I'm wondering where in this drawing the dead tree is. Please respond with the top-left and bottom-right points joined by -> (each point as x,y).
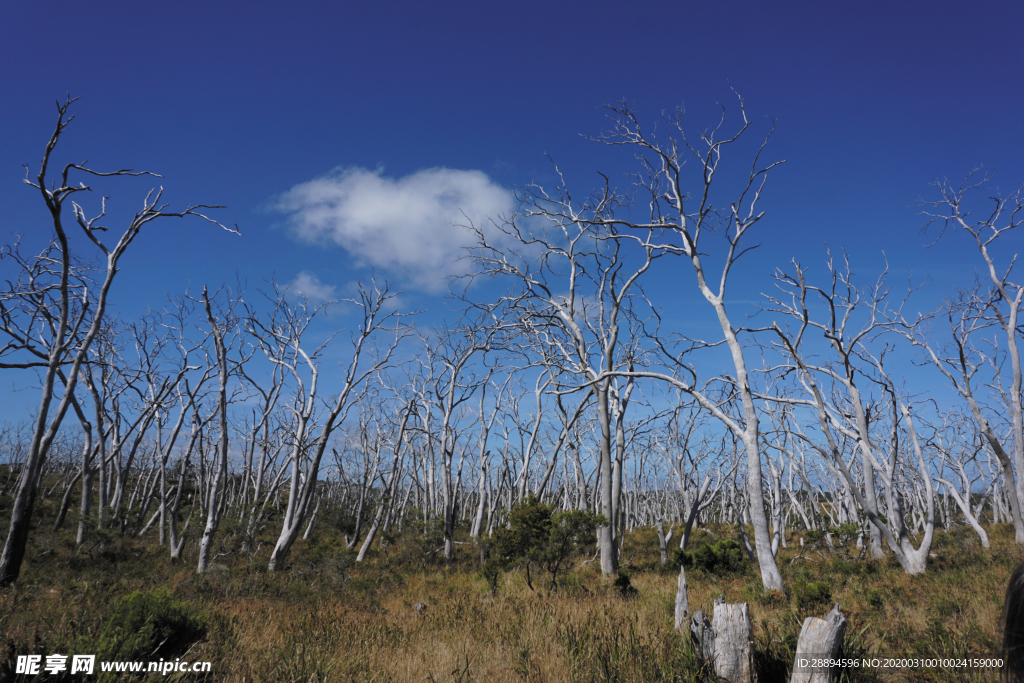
920,173 -> 1024,520
790,604 -> 847,683
0,98 -> 236,586
467,190 -> 660,576
770,318 -> 938,573
355,393 -> 414,561
265,280 -> 406,571
933,422 -> 990,548
196,285 -> 243,574
580,96 -> 787,590
414,319 -> 495,561
893,283 -> 1024,543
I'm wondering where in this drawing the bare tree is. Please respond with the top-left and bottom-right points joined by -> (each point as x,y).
574,96 -> 786,590
930,413 -> 991,547
468,182 -> 660,575
265,280 -> 406,571
196,285 -> 244,573
355,391 -> 414,561
893,282 -> 1024,543
413,318 -> 496,561
765,260 -> 939,574
0,98 -> 236,586
921,173 -> 1024,513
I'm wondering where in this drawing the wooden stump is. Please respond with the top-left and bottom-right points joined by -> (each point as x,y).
674,564 -> 690,631
689,609 -> 715,661
711,596 -> 754,683
790,603 -> 847,683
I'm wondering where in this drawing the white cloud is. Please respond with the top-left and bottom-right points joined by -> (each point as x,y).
276,167 -> 515,292
284,271 -> 337,304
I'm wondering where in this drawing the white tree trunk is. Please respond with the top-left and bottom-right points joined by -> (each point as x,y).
673,564 -> 690,631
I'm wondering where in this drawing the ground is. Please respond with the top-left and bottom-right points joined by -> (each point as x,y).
0,490 -> 1016,681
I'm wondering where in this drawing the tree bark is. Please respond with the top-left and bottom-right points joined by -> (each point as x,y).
791,604 -> 847,683
711,597 -> 754,683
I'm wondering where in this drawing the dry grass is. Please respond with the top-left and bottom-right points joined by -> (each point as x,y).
0,491 -> 1019,681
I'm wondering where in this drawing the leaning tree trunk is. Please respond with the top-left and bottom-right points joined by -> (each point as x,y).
77,467 -> 94,545
938,479 -> 990,548
52,471 -> 83,532
657,519 -> 673,566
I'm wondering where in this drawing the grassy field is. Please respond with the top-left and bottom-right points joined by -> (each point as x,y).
0,489 -> 1018,682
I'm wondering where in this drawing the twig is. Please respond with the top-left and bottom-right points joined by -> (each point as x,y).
580,549 -> 600,567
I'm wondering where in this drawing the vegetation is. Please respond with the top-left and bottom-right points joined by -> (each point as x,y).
0,489 -> 1016,682
1,96 -> 1022,683
95,588 -> 206,662
487,495 -> 605,593
675,539 -> 749,576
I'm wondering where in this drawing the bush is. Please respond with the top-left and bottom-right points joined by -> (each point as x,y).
490,495 -> 604,591
613,572 -> 638,598
674,539 -> 748,575
299,536 -> 355,583
481,561 -> 502,594
388,518 -> 447,567
831,523 -> 861,546
804,528 -> 826,544
792,579 -> 832,611
96,588 -> 205,661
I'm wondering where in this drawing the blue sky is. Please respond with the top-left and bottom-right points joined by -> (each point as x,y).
2,0 -> 1023,420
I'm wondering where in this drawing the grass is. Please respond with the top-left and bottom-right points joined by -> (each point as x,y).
0,489 -> 1018,681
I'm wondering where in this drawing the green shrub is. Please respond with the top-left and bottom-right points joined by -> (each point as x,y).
300,536 -> 354,582
830,523 -> 861,546
744,578 -> 785,607
96,588 -> 205,661
613,572 -> 638,598
674,539 -> 747,575
490,495 -> 604,591
792,579 -> 832,611
481,561 -> 502,594
407,518 -> 447,567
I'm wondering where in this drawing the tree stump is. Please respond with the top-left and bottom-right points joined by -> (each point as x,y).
790,603 -> 847,683
711,596 -> 754,683
690,609 -> 715,661
674,564 -> 690,631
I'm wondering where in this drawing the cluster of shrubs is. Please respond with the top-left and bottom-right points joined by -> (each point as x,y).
791,578 -> 833,611
672,538 -> 749,575
482,495 -> 604,593
95,588 -> 206,661
804,522 -> 862,546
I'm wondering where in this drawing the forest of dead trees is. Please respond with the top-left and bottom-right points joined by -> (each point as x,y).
3,94 -> 1024,602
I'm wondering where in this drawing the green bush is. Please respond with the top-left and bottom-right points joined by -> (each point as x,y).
96,588 -> 205,661
792,579 -> 832,611
613,572 -> 638,599
300,536 -> 355,582
674,539 -> 747,575
489,495 -> 604,591
481,561 -> 502,594
407,518 -> 447,567
830,523 -> 861,546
